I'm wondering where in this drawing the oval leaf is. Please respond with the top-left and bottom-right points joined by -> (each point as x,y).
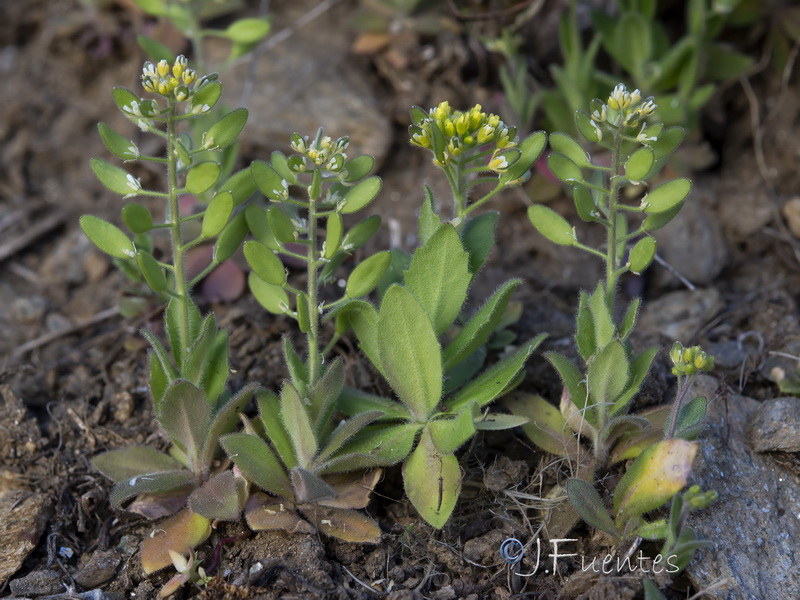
202,191 -> 234,238
346,251 -> 390,298
625,147 -> 655,182
80,215 -> 136,259
340,176 -> 382,214
204,108 -> 248,150
402,431 -> 460,529
137,250 -> 167,292
528,204 -> 575,246
251,160 -> 286,202
628,237 -> 656,274
324,212 -> 343,259
550,132 -> 590,167
249,271 -> 290,314
223,17 -> 271,43
185,162 -> 221,194
342,155 -> 375,183
640,178 -> 692,214
342,215 -> 381,252
98,123 -> 139,160
244,240 -> 286,286
141,509 -> 211,574
122,203 -> 154,234
191,81 -> 223,114
91,158 -> 141,196
267,206 -> 295,244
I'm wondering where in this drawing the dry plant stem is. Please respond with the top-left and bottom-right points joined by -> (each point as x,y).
166,99 -> 191,353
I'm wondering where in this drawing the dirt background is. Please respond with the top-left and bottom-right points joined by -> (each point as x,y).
2,0 -> 800,599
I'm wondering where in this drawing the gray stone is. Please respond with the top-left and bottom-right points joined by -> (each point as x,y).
748,397 -> 800,452
73,549 -> 120,588
218,16 -> 391,168
638,288 -> 723,342
8,569 -> 62,596
684,376 -> 800,599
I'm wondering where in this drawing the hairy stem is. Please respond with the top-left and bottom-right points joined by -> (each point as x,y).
605,126 -> 624,313
306,176 -> 321,389
166,100 -> 191,354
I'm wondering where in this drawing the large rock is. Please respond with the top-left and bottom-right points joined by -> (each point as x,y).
684,376 -> 800,599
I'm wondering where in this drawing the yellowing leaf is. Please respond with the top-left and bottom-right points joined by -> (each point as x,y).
141,509 -> 211,574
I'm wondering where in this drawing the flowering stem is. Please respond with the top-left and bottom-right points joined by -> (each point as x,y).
166,99 -> 191,353
306,175 -> 321,389
605,124 -> 625,313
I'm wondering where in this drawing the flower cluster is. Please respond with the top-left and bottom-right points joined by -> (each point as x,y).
670,342 -> 714,376
410,102 -> 517,172
591,84 -> 657,129
141,56 -> 198,101
289,132 -> 349,173
682,485 -> 718,510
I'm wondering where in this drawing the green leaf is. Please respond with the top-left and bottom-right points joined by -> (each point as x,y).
575,291 -> 596,361
340,176 -> 382,214
256,389 -> 297,469
375,248 -> 411,298
649,127 -> 685,160
136,34 -> 174,62
204,108 -> 248,150
314,411 -> 384,467
619,297 -> 640,340
588,283 -> 614,348
566,478 -> 619,537
528,204 -> 575,246
335,387 -> 409,420
640,178 -> 692,214
203,383 -> 257,463
98,123 -> 139,160
191,81 -> 223,114
318,423 -> 419,473
345,251 -> 391,298
461,211 -> 498,274
112,87 -> 140,114
244,240 -> 286,286
213,211 -> 248,262
377,285 -> 443,420
122,203 -> 154,234
91,158 -> 142,196
499,130 -> 546,185
642,200 -> 684,232
296,292 -> 311,333
443,279 -> 521,370
628,237 -> 657,274
188,470 -> 246,521
546,352 -> 588,410
614,439 -> 698,524
221,433 -> 294,498
267,206 -> 295,244
575,110 -> 602,143
449,334 -> 546,411
342,155 -> 374,183
573,185 -> 596,222
674,396 -> 707,438
245,204 -> 277,249
280,383 -> 318,466
334,300 -> 381,370
643,579 -> 668,600
547,152 -> 584,184
185,162 -> 221,195
614,12 -> 652,78
503,392 -> 578,457
588,340 -> 630,409
93,447 -> 184,483
324,213 -> 343,259
221,17 -> 271,43
80,215 -> 136,259
549,132 -> 590,167
342,215 -> 381,252
251,160 -> 286,203
443,346 -> 486,394
473,413 -> 529,430
181,315 -> 220,390
402,430 -> 460,529
164,297 -> 202,368
308,358 -> 345,432
427,409 -> 475,454
201,330 -> 229,405
705,43 -> 754,81
419,185 -> 441,246
625,147 -> 655,182
109,470 -> 196,508
404,223 -> 471,336
137,250 -> 167,292
202,191 -> 234,238
157,380 -> 212,463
